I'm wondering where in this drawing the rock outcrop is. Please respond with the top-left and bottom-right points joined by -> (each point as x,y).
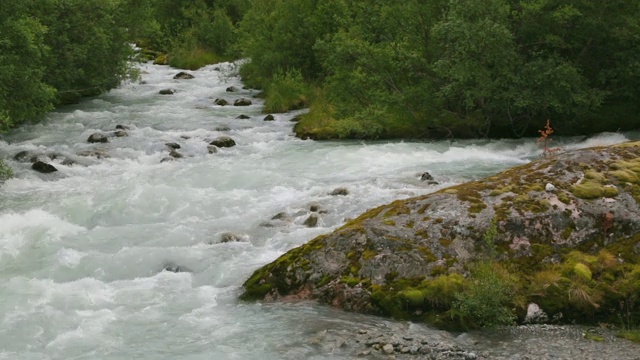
240,142 -> 640,329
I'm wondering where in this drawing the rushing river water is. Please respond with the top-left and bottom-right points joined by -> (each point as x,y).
0,62 -> 637,359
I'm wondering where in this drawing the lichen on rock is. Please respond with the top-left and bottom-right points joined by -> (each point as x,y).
240,141 -> 640,329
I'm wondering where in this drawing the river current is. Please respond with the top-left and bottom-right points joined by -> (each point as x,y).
0,62 -> 635,359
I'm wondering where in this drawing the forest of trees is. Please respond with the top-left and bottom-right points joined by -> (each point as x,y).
1,0 -> 639,139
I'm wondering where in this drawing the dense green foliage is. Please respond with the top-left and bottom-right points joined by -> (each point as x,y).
120,0 -> 247,69
1,0 -> 639,136
237,0 -> 640,139
0,0 -> 133,130
0,159 -> 13,182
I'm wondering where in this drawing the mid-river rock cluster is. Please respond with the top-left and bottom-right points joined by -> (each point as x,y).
241,141 -> 640,328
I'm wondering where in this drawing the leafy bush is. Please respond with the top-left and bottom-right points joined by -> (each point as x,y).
453,262 -> 518,328
263,69 -> 309,113
0,159 -> 13,182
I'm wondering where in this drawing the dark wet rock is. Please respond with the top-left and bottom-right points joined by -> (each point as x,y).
210,136 -> 236,148
289,115 -> 301,122
303,214 -> 319,228
114,130 -> 128,137
329,187 -> 349,196
236,114 -> 251,119
115,124 -> 130,130
420,171 -> 439,185
207,145 -> 218,154
180,135 -> 190,140
162,263 -> 192,273
240,141 -> 640,329
169,149 -> 183,158
214,98 -> 228,106
215,125 -> 231,131
160,157 -> 174,163
77,148 -> 110,159
32,161 -> 58,174
165,142 -> 181,150
159,88 -> 176,95
234,98 -> 252,106
310,204 -> 320,212
420,172 -> 434,181
87,133 -> 108,143
264,114 -> 275,121
173,71 -> 194,80
226,86 -> 239,92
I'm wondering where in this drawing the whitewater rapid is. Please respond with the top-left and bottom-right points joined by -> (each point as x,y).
0,62 -> 635,359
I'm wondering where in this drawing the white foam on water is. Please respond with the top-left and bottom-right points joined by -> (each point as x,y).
0,60 -> 636,359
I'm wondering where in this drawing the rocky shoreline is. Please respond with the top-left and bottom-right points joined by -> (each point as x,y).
300,319 -> 639,359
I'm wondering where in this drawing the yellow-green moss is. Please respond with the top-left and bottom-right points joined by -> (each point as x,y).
573,263 -> 593,280
557,191 -> 571,204
611,169 -> 639,183
603,186 -> 619,198
572,180 -> 606,199
400,289 -> 425,307
340,276 -> 361,287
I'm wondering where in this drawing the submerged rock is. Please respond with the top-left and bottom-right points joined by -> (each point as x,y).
162,263 -> 192,273
420,171 -> 439,185
226,86 -> 239,92
303,214 -> 319,228
236,114 -> 251,119
240,141 -> 640,329
165,142 -> 181,150
114,130 -> 128,137
77,148 -> 110,159
329,187 -> 349,196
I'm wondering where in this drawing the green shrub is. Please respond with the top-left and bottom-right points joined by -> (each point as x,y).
453,262 -> 518,328
168,46 -> 221,70
263,69 -> 309,113
0,159 -> 13,182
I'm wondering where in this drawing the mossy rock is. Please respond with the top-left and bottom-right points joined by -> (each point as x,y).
240,141 -> 640,330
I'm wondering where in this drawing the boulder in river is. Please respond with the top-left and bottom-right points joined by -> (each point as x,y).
210,136 -> 236,148
303,214 -> 319,228
226,86 -> 239,92
173,72 -> 194,80
234,98 -> 252,106
329,187 -> 349,196
159,88 -> 176,95
32,161 -> 58,174
165,142 -> 181,150
115,124 -> 130,130
240,141 -> 640,330
236,114 -> 251,119
264,114 -> 275,121
87,133 -> 108,143
207,145 -> 218,154
420,171 -> 439,185
214,98 -> 228,106
169,149 -> 183,159
114,130 -> 128,137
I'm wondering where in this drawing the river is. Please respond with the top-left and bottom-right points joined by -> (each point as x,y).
0,62 -> 636,359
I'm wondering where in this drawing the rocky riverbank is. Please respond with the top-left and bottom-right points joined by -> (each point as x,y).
326,324 -> 640,359
241,141 -> 640,330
